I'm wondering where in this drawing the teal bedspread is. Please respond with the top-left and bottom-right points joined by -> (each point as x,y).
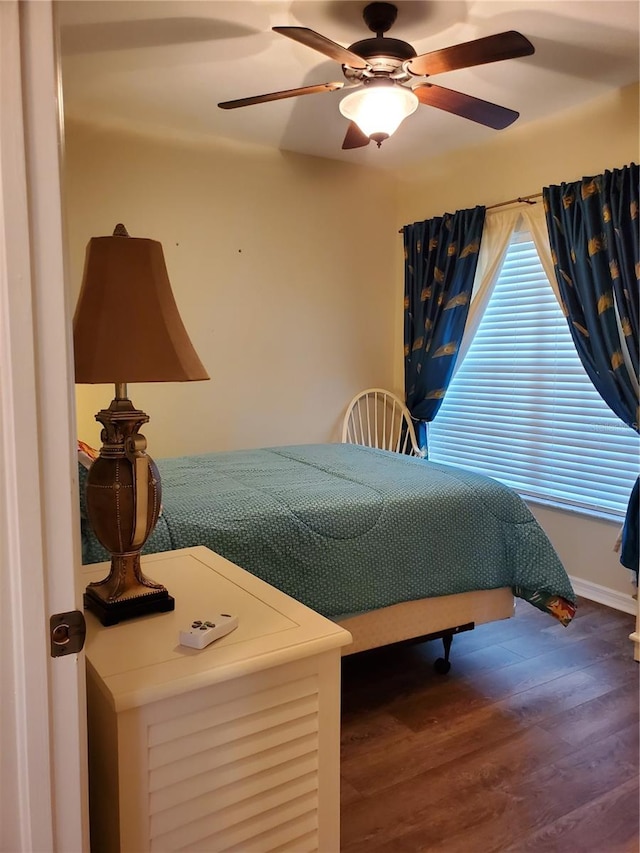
80,443 -> 576,624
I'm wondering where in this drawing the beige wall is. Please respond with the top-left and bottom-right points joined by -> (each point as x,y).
64,83 -> 638,602
65,121 -> 398,457
529,504 -> 635,609
392,82 -> 639,601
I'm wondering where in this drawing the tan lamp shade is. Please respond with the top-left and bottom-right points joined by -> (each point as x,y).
73,226 -> 209,384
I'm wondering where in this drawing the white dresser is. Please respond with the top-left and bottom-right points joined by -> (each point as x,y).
83,546 -> 352,853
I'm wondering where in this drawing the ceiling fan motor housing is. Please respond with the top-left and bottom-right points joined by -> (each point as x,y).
348,36 -> 417,65
363,2 -> 399,36
347,4 -> 416,77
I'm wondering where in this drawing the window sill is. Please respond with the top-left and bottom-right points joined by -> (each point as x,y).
521,493 -> 625,525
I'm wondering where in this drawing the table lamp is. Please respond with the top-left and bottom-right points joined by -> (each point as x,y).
73,224 -> 209,626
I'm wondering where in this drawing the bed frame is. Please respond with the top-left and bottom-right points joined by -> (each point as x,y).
337,587 -> 515,671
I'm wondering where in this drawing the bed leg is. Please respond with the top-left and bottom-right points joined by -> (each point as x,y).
407,622 -> 473,673
434,631 -> 453,674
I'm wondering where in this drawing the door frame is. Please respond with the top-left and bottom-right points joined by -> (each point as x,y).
0,1 -> 88,849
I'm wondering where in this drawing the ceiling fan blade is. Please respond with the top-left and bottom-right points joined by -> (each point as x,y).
342,122 -> 370,150
414,83 -> 519,129
408,31 -> 534,77
218,82 -> 344,110
273,26 -> 368,70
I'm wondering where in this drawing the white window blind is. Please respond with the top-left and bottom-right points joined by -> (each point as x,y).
429,232 -> 639,518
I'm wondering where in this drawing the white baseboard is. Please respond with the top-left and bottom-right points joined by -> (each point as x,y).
569,575 -> 636,615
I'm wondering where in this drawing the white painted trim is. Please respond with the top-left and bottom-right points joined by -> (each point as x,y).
21,2 -> 90,849
630,632 -> 640,663
0,5 -> 54,848
569,575 -> 636,615
0,2 -> 88,850
633,587 -> 640,663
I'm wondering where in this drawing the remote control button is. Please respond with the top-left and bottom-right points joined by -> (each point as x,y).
192,621 -> 202,628
204,621 -> 215,627
199,625 -> 207,630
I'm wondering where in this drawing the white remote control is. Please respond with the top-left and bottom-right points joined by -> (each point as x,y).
179,614 -> 239,649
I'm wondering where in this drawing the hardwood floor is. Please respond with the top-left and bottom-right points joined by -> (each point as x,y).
340,597 -> 639,853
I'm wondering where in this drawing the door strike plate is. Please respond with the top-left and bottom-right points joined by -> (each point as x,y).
50,610 -> 86,657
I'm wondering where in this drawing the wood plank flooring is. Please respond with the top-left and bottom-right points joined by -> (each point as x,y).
340,597 -> 639,853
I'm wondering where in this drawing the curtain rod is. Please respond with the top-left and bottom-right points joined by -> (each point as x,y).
398,192 -> 543,233
487,191 -> 542,210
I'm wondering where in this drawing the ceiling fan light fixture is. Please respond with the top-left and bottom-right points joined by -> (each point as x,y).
339,82 -> 418,146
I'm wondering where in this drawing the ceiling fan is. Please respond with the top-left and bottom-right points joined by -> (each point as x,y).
218,2 -> 535,150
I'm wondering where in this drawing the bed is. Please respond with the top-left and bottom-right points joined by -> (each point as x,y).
79,443 -> 576,667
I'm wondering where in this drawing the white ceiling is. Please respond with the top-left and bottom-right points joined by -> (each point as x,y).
57,1 -> 640,171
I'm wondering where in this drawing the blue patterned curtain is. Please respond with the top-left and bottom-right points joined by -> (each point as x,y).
543,164 -> 639,575
404,206 -> 485,453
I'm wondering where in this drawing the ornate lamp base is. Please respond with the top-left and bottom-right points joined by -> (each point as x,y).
84,551 -> 175,626
84,389 -> 174,627
84,586 -> 175,627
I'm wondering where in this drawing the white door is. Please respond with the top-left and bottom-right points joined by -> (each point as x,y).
0,1 -> 88,850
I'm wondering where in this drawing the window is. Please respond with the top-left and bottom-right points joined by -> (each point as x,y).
429,231 -> 639,518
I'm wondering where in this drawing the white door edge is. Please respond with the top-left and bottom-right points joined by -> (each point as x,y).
0,2 -> 88,850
